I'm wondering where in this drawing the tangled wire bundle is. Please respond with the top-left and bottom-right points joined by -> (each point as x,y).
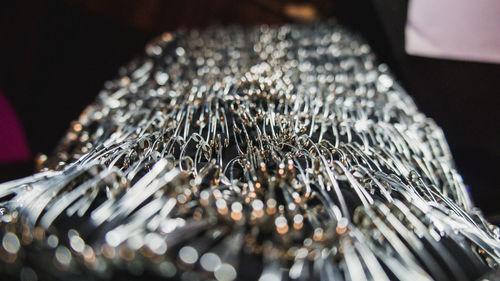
0,21 -> 499,281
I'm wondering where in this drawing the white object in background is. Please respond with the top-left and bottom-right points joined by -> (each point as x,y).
405,0 -> 500,64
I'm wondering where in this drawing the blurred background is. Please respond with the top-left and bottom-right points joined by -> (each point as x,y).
0,0 -> 499,221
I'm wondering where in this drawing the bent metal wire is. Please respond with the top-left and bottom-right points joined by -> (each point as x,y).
1,21 -> 499,281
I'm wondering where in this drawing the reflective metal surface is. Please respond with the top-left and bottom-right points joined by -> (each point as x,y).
0,21 -> 499,281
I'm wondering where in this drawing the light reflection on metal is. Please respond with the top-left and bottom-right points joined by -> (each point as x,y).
0,21 -> 499,281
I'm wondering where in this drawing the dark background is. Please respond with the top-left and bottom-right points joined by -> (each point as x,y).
0,0 -> 499,220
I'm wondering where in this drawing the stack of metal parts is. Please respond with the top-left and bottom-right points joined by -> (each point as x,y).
1,21 -> 499,281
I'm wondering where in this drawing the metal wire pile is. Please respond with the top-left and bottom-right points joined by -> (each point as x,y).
1,21 -> 499,281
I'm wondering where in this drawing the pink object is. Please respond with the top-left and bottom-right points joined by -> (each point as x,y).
0,90 -> 30,163
405,0 -> 500,64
